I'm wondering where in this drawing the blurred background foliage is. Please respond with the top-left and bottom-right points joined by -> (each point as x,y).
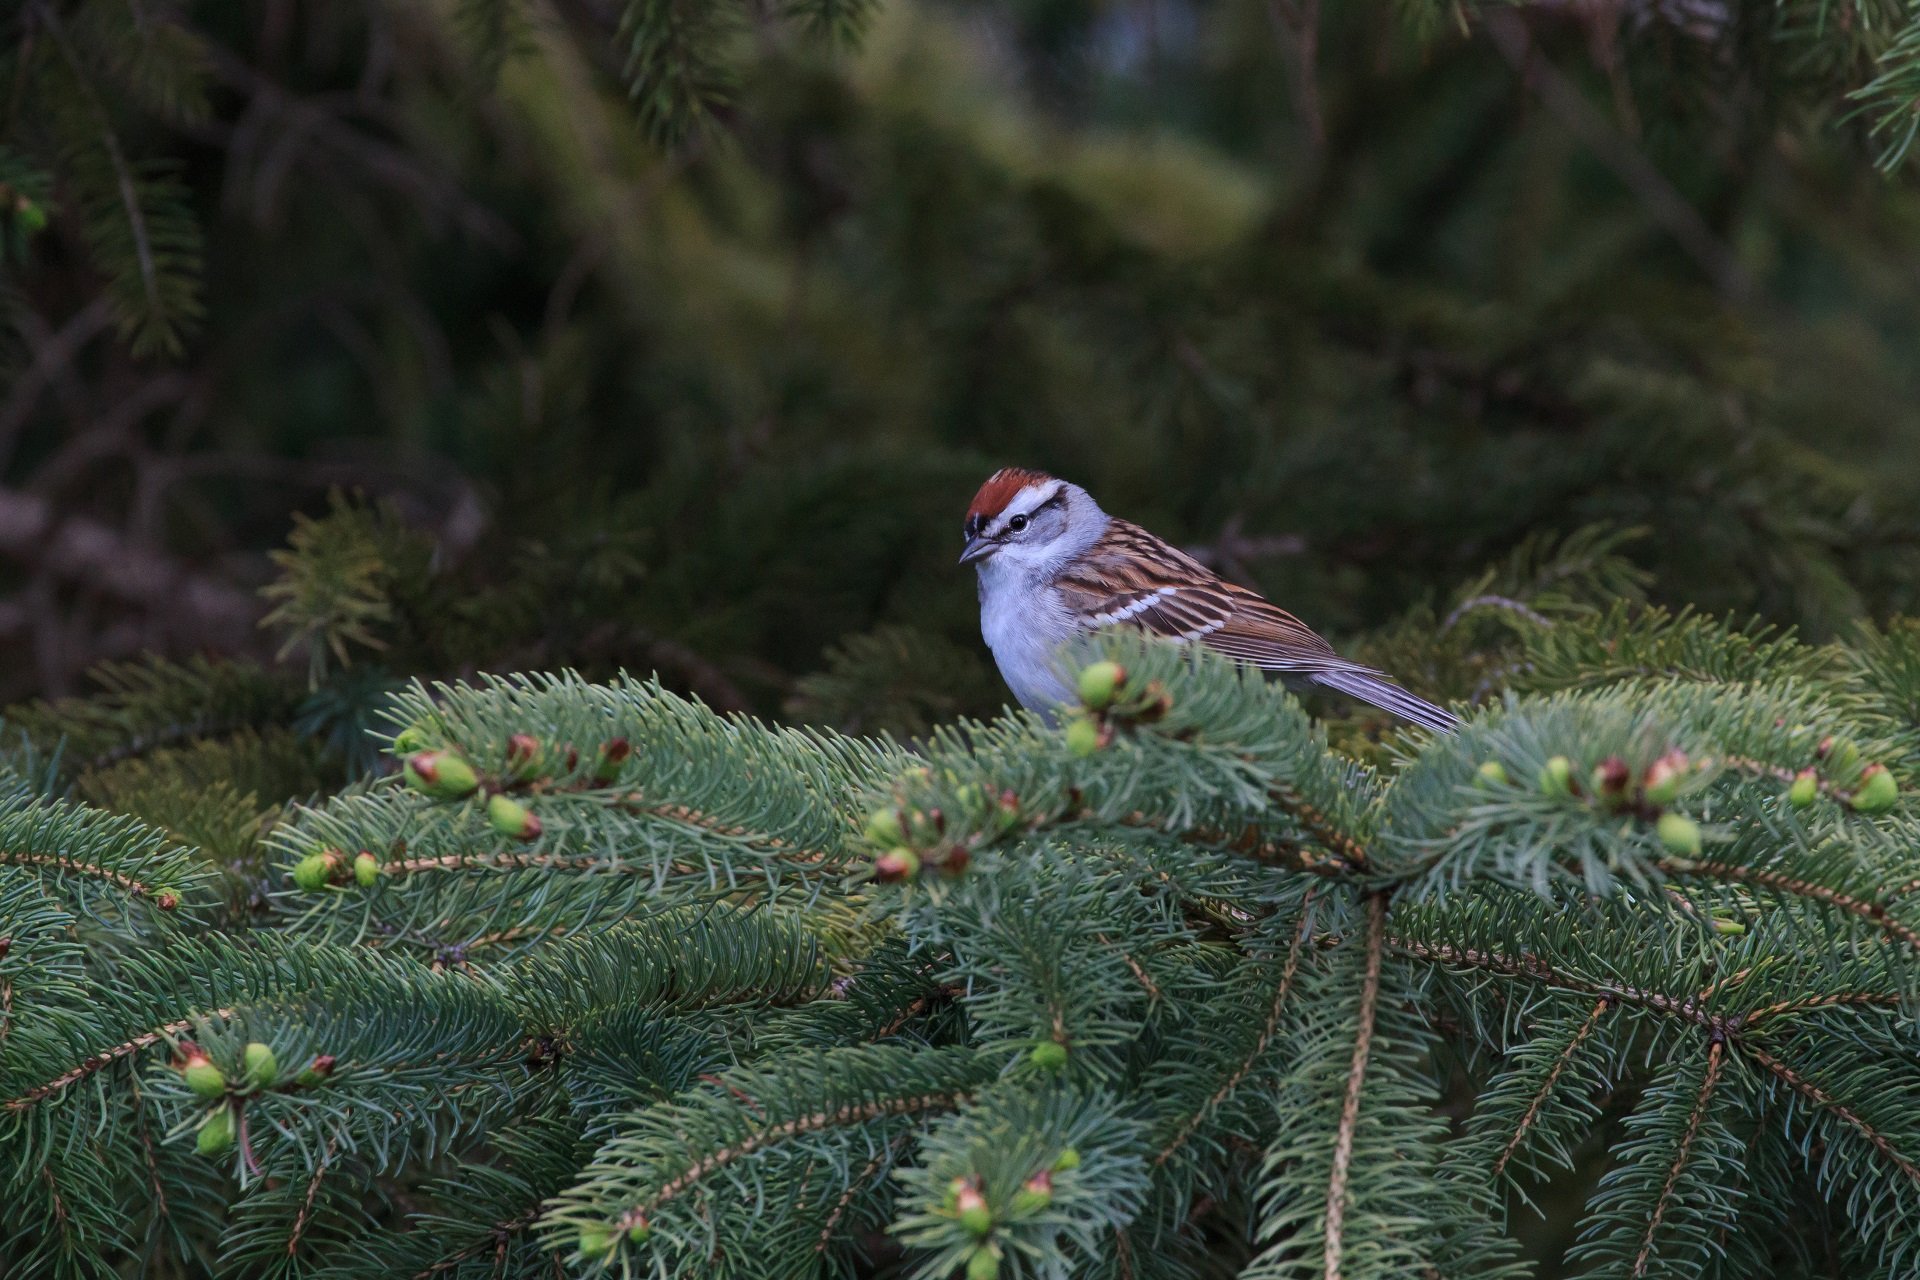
5,0 -> 1920,737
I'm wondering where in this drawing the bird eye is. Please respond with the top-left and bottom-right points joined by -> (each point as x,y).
1007,515 -> 1028,533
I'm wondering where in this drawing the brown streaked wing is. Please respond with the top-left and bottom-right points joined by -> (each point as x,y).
1056,520 -> 1346,674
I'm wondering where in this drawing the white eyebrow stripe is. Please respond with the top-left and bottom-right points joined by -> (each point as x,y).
1091,586 -> 1176,626
997,482 -> 1065,527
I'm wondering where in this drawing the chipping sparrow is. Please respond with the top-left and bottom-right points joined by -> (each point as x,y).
959,468 -> 1459,733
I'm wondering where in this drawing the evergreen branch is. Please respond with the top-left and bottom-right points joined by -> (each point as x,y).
36,3 -> 158,317
1741,991 -> 1904,1026
1631,1039 -> 1724,1279
385,849 -> 695,878
126,1075 -> 173,1234
287,1140 -> 336,1258
814,1130 -> 908,1255
1322,893 -> 1384,1280
0,848 -> 165,901
1154,891 -> 1316,1167
412,1210 -> 541,1278
3,1008 -> 235,1110
621,1087 -> 965,1226
614,792 -> 837,865
867,982 -> 960,1043
1660,857 -> 1920,952
1389,937 -> 1719,1031
1443,594 -> 1554,632
1742,1044 -> 1920,1186
1491,997 -> 1612,1178
1273,787 -> 1370,871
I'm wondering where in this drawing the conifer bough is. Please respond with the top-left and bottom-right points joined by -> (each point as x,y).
10,636 -> 1920,1278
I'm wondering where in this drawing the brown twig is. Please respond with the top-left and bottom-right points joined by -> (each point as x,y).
5,1008 -> 236,1110
413,1210 -> 541,1278
814,1132 -> 910,1254
1323,893 -> 1385,1280
1742,1044 -> 1920,1185
1492,998 -> 1611,1177
1739,990 -> 1903,1028
1156,891 -> 1317,1166
0,849 -> 163,900
1389,936 -> 1719,1031
616,1090 -> 971,1225
1658,858 -> 1920,952
288,1141 -> 336,1256
1631,1040 -> 1725,1278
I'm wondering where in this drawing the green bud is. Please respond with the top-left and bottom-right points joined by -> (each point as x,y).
873,848 -> 920,882
1641,752 -> 1688,806
1010,1171 -> 1053,1214
183,1061 -> 227,1100
1820,736 -> 1861,779
487,793 -> 543,842
296,1054 -> 336,1086
1065,716 -> 1102,757
966,1246 -> 1001,1280
195,1106 -> 235,1157
591,738 -> 632,785
864,807 -> 906,847
1077,661 -> 1126,710
504,733 -> 541,780
575,1225 -> 618,1257
957,1194 -> 992,1238
1787,769 -> 1818,809
994,790 -> 1021,832
1474,760 -> 1509,789
391,726 -> 427,755
292,853 -> 335,892
1852,765 -> 1899,814
626,1216 -> 651,1244
1656,812 -> 1702,857
405,751 -> 479,799
353,852 -> 380,887
1539,756 -> 1573,796
1710,915 -> 1746,936
243,1042 -> 277,1088
1051,1147 -> 1081,1173
1029,1041 -> 1068,1072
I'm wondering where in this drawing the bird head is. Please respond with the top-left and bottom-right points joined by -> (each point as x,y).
959,468 -> 1104,571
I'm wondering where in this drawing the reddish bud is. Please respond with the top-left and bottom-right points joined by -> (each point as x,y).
874,848 -> 920,882
1592,757 -> 1630,797
1011,1169 -> 1053,1213
942,845 -> 971,877
154,890 -> 179,911
0,936 -> 10,958
505,734 -> 541,779
1642,751 -> 1689,806
955,1182 -> 992,1236
297,1054 -> 337,1085
592,738 -> 632,783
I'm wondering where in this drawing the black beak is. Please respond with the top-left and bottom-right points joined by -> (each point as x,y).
958,535 -> 994,566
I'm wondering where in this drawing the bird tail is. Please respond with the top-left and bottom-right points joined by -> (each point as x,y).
1309,667 -> 1460,734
